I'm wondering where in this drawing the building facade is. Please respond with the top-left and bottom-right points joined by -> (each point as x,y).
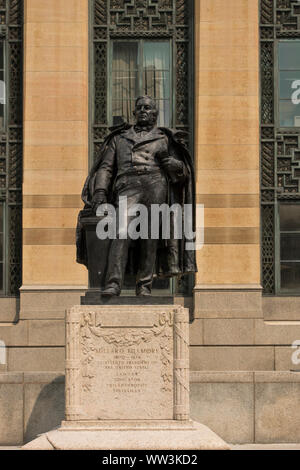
1,0 -> 300,445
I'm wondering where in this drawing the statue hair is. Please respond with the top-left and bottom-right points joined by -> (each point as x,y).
135,96 -> 158,110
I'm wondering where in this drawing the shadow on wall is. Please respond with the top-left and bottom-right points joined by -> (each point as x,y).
24,376 -> 65,444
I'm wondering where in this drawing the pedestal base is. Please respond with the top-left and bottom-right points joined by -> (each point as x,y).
22,305 -> 230,450
81,292 -> 174,305
22,421 -> 230,450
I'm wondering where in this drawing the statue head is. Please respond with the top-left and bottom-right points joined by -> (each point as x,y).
133,96 -> 158,127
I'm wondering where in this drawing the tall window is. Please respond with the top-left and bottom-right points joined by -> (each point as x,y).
91,0 -> 194,295
278,203 -> 300,293
276,41 -> 300,294
0,1 -> 23,295
260,1 -> 300,296
110,40 -> 174,293
111,40 -> 171,127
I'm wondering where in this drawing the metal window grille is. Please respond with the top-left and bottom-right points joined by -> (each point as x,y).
261,0 -> 300,294
0,0 -> 23,295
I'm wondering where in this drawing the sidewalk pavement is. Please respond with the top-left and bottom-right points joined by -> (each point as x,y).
1,444 -> 300,450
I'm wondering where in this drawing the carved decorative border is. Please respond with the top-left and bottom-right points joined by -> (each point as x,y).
79,310 -> 174,394
174,307 -> 189,420
65,309 -> 82,420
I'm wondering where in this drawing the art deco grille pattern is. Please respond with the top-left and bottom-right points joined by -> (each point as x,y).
261,0 -> 300,294
0,0 -> 23,294
91,0 -> 193,159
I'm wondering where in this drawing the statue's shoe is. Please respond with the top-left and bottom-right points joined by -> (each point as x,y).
136,288 -> 152,297
101,286 -> 120,297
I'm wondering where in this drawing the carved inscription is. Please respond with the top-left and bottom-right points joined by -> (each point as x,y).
79,312 -> 173,420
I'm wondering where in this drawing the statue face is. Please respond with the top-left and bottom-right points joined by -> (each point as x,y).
133,97 -> 158,126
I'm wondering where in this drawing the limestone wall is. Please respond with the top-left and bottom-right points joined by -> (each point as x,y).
0,0 -> 300,446
194,0 -> 260,287
1,371 -> 300,445
22,0 -> 88,287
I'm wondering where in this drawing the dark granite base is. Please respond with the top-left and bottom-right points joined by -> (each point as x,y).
81,291 -> 174,305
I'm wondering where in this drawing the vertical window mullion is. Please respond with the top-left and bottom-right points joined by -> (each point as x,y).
3,30 -> 7,294
139,40 -> 143,98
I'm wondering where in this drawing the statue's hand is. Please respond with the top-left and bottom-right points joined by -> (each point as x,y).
162,157 -> 184,174
92,190 -> 107,214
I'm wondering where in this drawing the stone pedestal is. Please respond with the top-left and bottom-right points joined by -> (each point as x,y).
23,305 -> 229,450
